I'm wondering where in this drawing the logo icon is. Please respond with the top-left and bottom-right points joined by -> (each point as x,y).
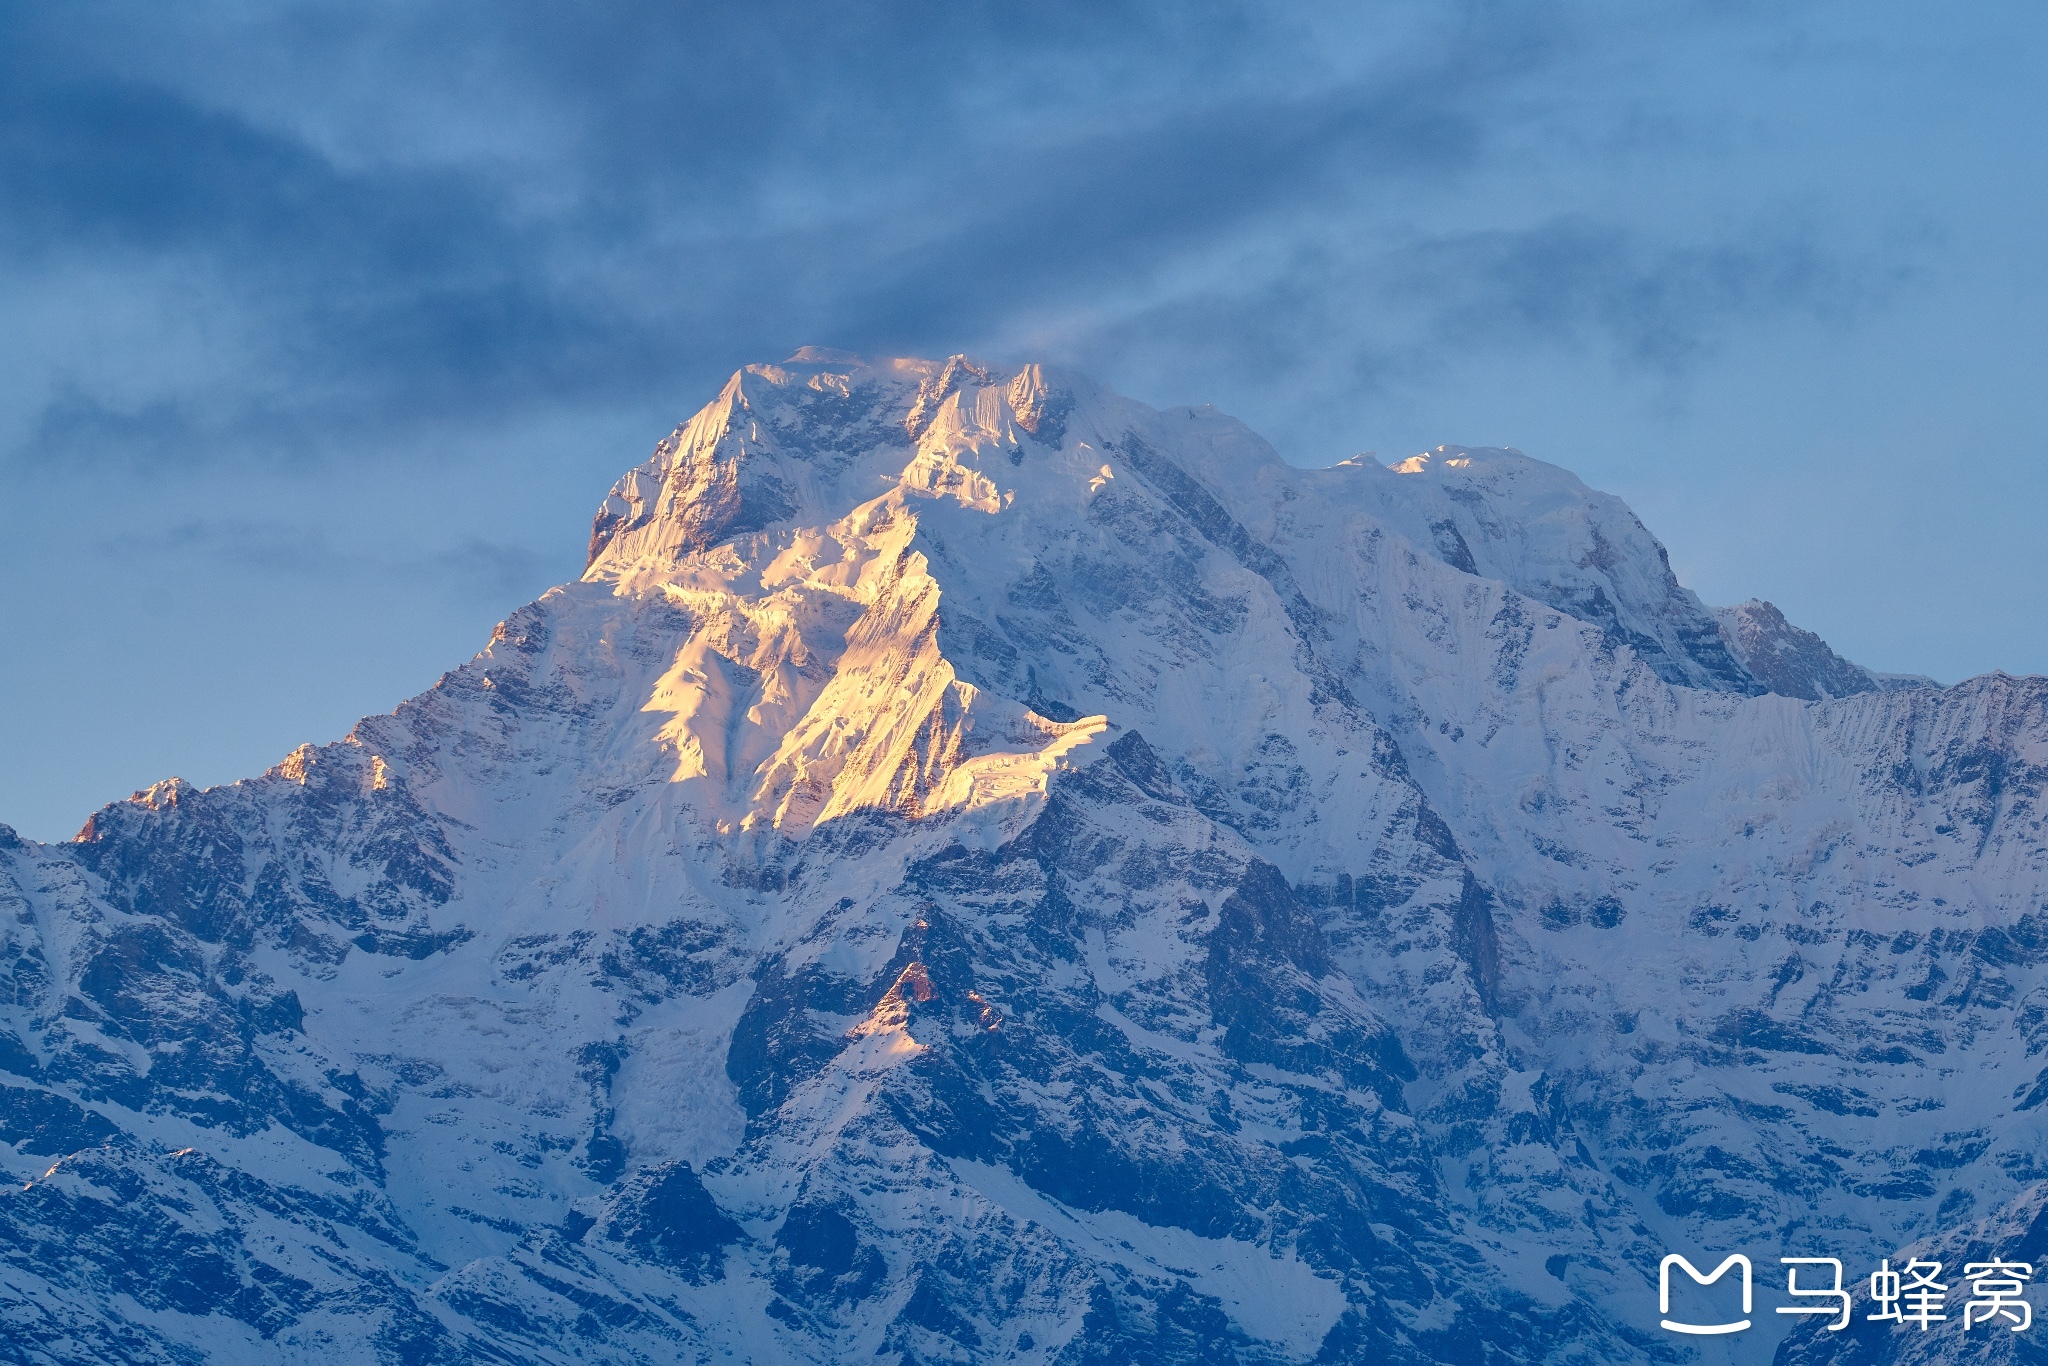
1661,1254 -> 1752,1335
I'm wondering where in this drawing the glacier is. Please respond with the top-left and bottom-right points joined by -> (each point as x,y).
2,349 -> 2043,1365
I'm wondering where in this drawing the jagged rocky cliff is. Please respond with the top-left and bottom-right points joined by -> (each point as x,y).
2,351 -> 2044,1365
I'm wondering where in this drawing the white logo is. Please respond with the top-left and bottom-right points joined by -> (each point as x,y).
1660,1254 -> 1752,1335
1659,1248 -> 2036,1337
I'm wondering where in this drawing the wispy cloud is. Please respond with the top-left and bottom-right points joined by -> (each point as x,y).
122,518 -> 555,603
0,0 -> 1931,475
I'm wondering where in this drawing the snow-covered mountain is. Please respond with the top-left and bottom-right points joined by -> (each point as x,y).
3,350 -> 2044,1365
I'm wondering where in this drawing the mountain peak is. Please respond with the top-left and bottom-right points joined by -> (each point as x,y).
1713,597 -> 1880,701
580,358 -> 1804,702
1386,442 -> 1524,474
581,352 -> 1120,579
1346,442 -> 1761,692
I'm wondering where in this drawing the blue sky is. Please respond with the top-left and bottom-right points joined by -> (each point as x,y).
3,1 -> 2044,841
